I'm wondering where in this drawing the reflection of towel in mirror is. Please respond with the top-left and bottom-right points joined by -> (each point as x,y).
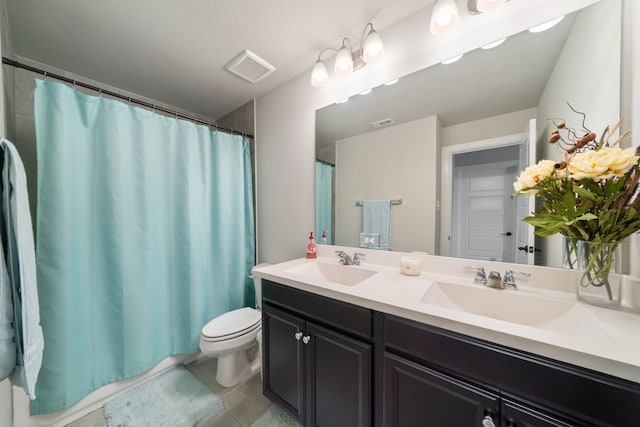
362,199 -> 391,250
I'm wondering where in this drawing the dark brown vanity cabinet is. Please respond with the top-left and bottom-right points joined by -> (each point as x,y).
262,280 -> 373,427
384,314 -> 640,427
261,280 -> 640,427
384,352 -> 500,426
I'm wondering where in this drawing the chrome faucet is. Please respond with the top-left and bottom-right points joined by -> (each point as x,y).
352,252 -> 365,266
464,266 -> 530,290
503,269 -> 531,289
335,251 -> 352,265
464,266 -> 486,285
335,251 -> 365,266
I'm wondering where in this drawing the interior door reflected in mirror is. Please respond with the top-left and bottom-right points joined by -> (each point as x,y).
315,0 -> 622,268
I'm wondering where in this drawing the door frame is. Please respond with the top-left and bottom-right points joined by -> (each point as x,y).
440,133 -> 523,257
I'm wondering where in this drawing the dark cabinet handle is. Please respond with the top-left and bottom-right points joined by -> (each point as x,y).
502,232 -> 512,236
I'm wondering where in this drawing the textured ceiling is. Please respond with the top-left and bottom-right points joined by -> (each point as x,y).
4,0 -> 432,120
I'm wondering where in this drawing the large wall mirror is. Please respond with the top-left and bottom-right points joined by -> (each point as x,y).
315,0 -> 622,267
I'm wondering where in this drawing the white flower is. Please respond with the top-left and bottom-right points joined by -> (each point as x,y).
568,146 -> 638,181
514,160 -> 557,196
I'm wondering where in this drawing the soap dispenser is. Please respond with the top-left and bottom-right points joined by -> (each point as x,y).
306,231 -> 318,259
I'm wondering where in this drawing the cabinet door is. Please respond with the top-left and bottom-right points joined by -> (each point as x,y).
384,353 -> 499,427
306,322 -> 372,427
263,303 -> 306,423
502,400 -> 575,427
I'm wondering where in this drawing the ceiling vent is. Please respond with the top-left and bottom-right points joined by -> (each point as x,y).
224,50 -> 275,83
371,118 -> 395,128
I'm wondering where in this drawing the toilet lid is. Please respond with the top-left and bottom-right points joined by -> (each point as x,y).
202,307 -> 261,339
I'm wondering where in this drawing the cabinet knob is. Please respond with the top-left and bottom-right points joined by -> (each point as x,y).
481,415 -> 496,427
302,335 -> 311,344
294,332 -> 303,341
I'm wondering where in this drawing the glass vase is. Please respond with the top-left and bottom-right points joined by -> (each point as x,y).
575,240 -> 622,307
562,236 -> 579,269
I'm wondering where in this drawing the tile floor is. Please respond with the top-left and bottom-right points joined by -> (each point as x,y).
65,356 -> 276,427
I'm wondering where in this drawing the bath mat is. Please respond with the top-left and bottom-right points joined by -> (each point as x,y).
251,404 -> 302,427
103,365 -> 223,427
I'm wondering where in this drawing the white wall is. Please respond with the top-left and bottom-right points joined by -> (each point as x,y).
255,0 -> 600,263
335,115 -> 439,253
443,108 -> 536,148
536,0 -> 622,267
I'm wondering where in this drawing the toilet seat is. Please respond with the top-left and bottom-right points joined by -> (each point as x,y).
201,307 -> 261,341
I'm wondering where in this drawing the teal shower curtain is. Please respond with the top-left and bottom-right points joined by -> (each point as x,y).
32,80 -> 255,414
315,161 -> 333,244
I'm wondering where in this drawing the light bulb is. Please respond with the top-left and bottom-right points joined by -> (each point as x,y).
334,45 -> 354,77
362,29 -> 384,64
441,54 -> 463,64
529,16 -> 564,33
481,38 -> 507,49
310,60 -> 329,87
430,0 -> 460,35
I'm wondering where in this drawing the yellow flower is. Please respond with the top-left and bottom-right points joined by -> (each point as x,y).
513,160 -> 557,196
568,146 -> 639,181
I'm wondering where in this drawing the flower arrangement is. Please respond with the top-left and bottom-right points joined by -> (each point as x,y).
513,106 -> 639,304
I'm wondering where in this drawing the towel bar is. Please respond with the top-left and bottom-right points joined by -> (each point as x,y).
355,198 -> 402,206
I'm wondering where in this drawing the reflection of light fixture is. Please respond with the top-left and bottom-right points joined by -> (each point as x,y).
310,23 -> 385,87
441,54 -> 464,64
468,0 -> 508,14
481,37 -> 507,49
529,16 -> 564,33
430,0 -> 460,35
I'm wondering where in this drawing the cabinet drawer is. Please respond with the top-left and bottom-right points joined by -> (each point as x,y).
384,314 -> 640,427
263,280 -> 372,339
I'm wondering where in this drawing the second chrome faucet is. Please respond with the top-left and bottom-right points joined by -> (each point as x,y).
464,266 -> 530,290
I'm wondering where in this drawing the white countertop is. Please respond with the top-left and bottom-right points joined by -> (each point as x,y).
253,245 -> 640,383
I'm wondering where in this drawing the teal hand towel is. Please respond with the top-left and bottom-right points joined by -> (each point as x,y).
362,199 -> 391,250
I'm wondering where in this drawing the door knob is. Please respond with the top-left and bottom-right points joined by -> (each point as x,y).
302,335 -> 311,344
294,332 -> 303,341
481,415 -> 496,427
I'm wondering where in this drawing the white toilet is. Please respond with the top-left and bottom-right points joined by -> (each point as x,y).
199,264 -> 269,387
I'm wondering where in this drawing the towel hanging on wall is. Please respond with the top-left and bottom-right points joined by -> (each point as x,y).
0,138 -> 43,400
362,199 -> 391,250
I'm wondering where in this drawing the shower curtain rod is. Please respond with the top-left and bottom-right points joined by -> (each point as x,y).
2,57 -> 254,139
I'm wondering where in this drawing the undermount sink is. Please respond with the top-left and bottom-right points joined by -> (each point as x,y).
421,280 -> 576,326
284,261 -> 377,286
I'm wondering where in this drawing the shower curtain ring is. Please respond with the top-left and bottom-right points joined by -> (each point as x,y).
43,71 -> 48,81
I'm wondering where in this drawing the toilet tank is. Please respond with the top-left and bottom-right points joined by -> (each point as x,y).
251,263 -> 270,309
